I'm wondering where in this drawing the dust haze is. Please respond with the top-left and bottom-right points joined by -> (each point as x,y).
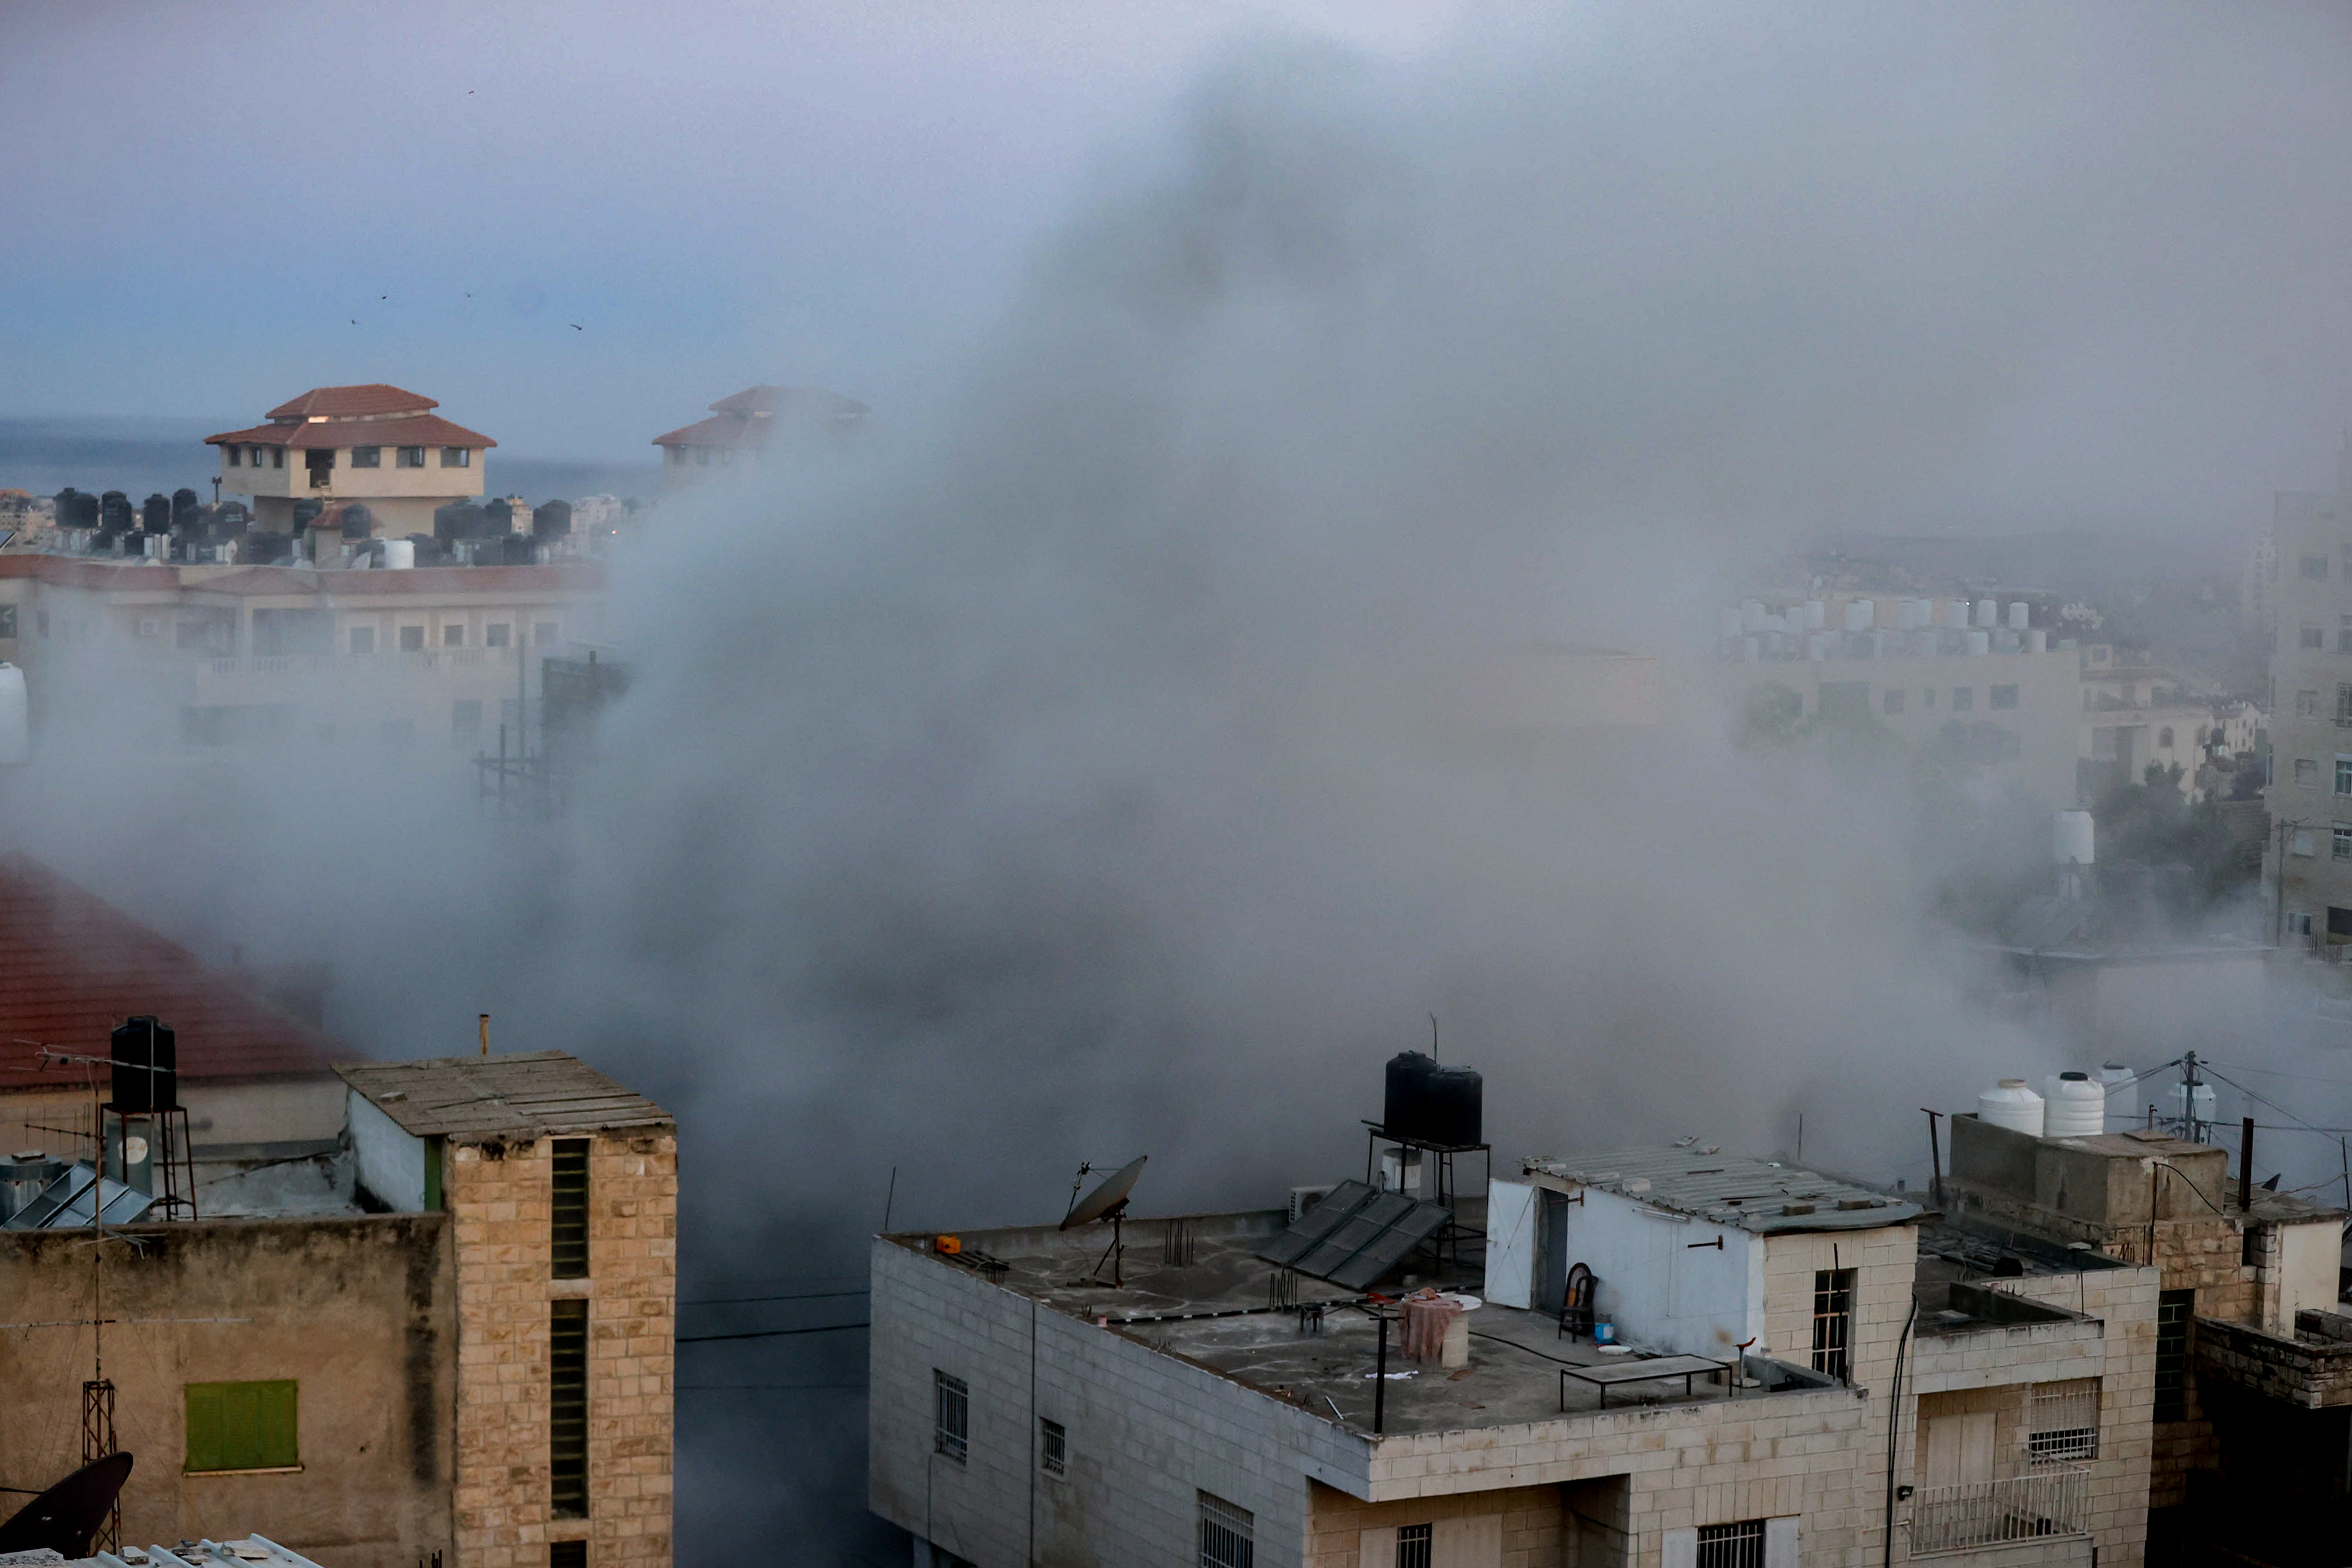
9,5 -> 2352,1559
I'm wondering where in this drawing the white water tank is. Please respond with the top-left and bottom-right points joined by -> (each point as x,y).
1844,600 -> 1875,632
382,538 -> 415,570
1979,1079 -> 2045,1137
1974,598 -> 1998,629
2007,601 -> 2029,630
2099,1063 -> 2137,1133
0,665 -> 24,765
1947,599 -> 1971,628
1966,629 -> 1991,656
2053,810 -> 2094,867
2044,1073 -> 2103,1137
2026,629 -> 2048,654
1802,600 -> 1826,630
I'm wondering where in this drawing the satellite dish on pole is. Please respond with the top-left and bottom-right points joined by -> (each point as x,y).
1060,1155 -> 1146,1287
0,1453 -> 134,1558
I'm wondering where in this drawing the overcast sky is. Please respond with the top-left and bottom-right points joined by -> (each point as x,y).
5,1 -> 2351,530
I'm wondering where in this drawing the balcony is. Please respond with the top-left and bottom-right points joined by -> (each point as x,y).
1910,1466 -> 2090,1557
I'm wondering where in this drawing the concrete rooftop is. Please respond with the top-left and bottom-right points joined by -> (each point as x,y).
1525,1147 -> 1923,1235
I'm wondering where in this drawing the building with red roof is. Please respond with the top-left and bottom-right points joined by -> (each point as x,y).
207,384 -> 495,540
650,384 -> 865,489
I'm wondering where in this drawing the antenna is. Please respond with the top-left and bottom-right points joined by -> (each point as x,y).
1059,1156 -> 1146,1287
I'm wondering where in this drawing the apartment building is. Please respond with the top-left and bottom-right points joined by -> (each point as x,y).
650,384 -> 867,489
0,1049 -> 674,1568
0,553 -> 604,762
205,386 -> 495,538
2263,439 -> 2352,947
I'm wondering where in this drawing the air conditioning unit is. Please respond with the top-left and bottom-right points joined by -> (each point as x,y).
1288,1184 -> 1335,1223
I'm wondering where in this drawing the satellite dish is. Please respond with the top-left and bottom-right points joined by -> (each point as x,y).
1060,1156 -> 1147,1231
0,1452 -> 134,1558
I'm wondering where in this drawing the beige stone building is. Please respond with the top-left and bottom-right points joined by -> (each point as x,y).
207,386 -> 495,538
0,1049 -> 673,1568
2262,437 -> 2352,948
650,385 -> 867,490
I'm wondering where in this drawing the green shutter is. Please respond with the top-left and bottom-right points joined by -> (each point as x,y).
184,1380 -> 299,1472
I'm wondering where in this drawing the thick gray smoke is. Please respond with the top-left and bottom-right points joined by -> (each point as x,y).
14,6 -> 2352,1559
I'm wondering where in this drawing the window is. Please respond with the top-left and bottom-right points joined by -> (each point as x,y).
1695,1520 -> 1768,1568
1816,682 -> 1870,724
2242,1224 -> 2263,1268
551,1298 -> 588,1516
271,447 -> 285,469
2159,727 -> 2174,748
2338,686 -> 2352,725
1882,690 -> 1904,716
227,445 -> 241,467
695,447 -> 709,466
1198,1492 -> 1253,1568
2335,825 -> 2352,861
184,1380 -> 298,1472
2300,690 -> 2321,718
397,446 -> 426,468
441,447 -> 471,468
2332,907 -> 2352,939
2154,1290 -> 2193,1422
2304,625 -> 2325,650
2338,756 -> 2352,794
1952,687 -> 1973,712
2290,912 -> 2314,936
552,1138 -> 588,1278
2303,555 -> 2330,580
351,445 -> 381,468
2295,758 -> 2319,787
933,1371 -> 968,1461
0,606 -> 15,639
1038,1417 -> 1065,1475
535,621 -> 559,647
2338,616 -> 2352,654
1990,684 -> 2018,710
350,625 -> 375,654
2028,1379 -> 2100,1464
487,622 -> 512,648
550,1545 -> 585,1568
1396,1524 -> 1432,1568
398,624 -> 424,652
135,617 -> 159,639
1811,1269 -> 1854,1382
36,611 -> 47,638
442,622 -> 465,646
453,698 -> 484,741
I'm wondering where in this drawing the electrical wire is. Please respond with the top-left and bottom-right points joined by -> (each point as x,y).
679,1288 -> 868,1308
677,1321 -> 870,1344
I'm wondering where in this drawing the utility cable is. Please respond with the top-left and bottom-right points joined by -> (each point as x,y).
677,1321 -> 870,1344
679,1288 -> 868,1308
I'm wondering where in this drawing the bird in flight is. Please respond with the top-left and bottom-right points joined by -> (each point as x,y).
349,318 -> 358,325
569,322 -> 584,331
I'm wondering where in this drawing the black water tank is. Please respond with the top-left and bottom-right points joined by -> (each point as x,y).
1384,1051 -> 1437,1137
1422,1065 -> 1483,1147
110,1016 -> 176,1113
339,503 -> 374,540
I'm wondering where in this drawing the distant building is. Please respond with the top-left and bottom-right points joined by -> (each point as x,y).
206,385 -> 495,538
650,384 -> 866,489
571,494 -> 627,537
2074,646 -> 2219,803
2261,435 -> 2352,947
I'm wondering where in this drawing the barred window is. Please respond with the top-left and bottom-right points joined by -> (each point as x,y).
1696,1520 -> 1768,1568
933,1370 -> 967,1461
1198,1491 -> 1253,1568
550,1298 -> 588,1517
1812,1269 -> 1855,1383
1038,1417 -> 1065,1475
1396,1523 -> 1432,1568
2155,1290 -> 2193,1422
551,1139 -> 588,1278
2028,1379 -> 2100,1464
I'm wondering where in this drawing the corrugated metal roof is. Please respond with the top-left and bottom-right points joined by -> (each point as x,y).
336,1050 -> 671,1139
1525,1146 -> 1921,1234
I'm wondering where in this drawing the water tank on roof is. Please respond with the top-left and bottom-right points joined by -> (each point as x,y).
382,538 -> 415,570
2007,602 -> 2029,630
2053,810 -> 2094,868
0,665 -> 27,765
1422,1066 -> 1483,1147
0,1150 -> 62,1224
110,1017 -> 176,1113
1966,630 -> 1991,656
2100,1063 -> 2138,1133
2026,629 -> 2047,653
1979,1079 -> 2044,1137
2044,1073 -> 2103,1137
1740,601 -> 1767,633
1384,1051 -> 1438,1138
1802,600 -> 1826,631
1843,600 -> 1874,632
1974,599 -> 1997,629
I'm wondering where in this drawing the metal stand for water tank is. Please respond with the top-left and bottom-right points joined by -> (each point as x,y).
95,1102 -> 197,1221
1362,1122 -> 1491,1271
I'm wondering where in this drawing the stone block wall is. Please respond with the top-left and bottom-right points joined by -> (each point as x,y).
447,1128 -> 675,1568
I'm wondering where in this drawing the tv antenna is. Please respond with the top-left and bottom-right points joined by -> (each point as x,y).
1060,1156 -> 1147,1289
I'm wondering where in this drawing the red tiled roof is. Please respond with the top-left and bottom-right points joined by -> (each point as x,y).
706,384 -> 870,418
205,413 -> 495,450
651,413 -> 763,450
0,854 -> 338,1092
265,385 -> 439,419
654,386 -> 868,447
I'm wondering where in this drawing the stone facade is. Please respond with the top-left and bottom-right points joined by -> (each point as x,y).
446,1128 -> 676,1568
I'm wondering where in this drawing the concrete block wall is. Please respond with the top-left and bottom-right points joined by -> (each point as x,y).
1303,1480 -> 1564,1568
448,1129 -> 676,1568
870,1240 -> 1873,1568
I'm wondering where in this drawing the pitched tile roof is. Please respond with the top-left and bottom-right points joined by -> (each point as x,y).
204,413 -> 495,450
653,385 -> 868,447
265,385 -> 439,419
0,854 -> 339,1092
338,1050 -> 672,1139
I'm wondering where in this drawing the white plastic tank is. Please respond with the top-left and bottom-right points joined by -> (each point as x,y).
2026,628 -> 2048,654
1979,1079 -> 2045,1137
1947,598 -> 1971,628
1802,600 -> 1826,631
382,538 -> 415,570
1974,598 -> 1997,629
1843,600 -> 1875,632
0,665 -> 23,765
1806,632 -> 1830,660
1741,600 -> 1767,633
2099,1063 -> 2137,1133
2053,810 -> 2095,867
1966,629 -> 1991,656
2007,601 -> 2029,630
2044,1073 -> 2104,1137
